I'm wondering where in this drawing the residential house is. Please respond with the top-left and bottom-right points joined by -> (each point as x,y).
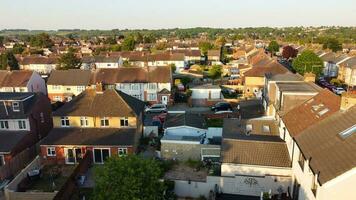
171,49 -> 202,65
263,75 -> 321,117
244,60 -> 289,98
207,50 -> 221,63
47,69 -> 92,102
18,55 -> 58,76
338,57 -> 356,89
221,118 -> 292,197
189,84 -> 222,106
93,55 -> 123,69
319,52 -> 350,78
91,66 -> 172,105
292,106 -> 356,200
0,70 -> 47,95
161,112 -> 220,161
0,92 -> 52,167
40,88 -> 145,165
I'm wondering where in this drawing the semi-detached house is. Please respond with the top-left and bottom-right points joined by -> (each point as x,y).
40,88 -> 145,165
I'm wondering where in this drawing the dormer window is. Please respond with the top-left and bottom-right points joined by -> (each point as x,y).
12,102 -> 20,112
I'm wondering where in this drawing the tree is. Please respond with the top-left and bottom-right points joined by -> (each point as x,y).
121,35 -> 136,51
199,42 -> 214,55
57,48 -> 81,70
267,40 -> 279,55
0,52 -> 19,70
29,33 -> 54,48
93,155 -> 165,200
169,63 -> 176,73
214,36 -> 226,47
103,36 -> 117,45
292,50 -> 323,77
0,36 -> 4,46
208,65 -> 222,83
12,43 -> 25,54
322,38 -> 342,52
282,46 -> 298,59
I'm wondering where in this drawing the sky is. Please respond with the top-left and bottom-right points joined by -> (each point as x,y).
0,0 -> 355,30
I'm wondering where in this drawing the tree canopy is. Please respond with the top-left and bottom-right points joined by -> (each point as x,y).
0,52 -> 19,70
292,50 -> 323,76
282,45 -> 298,59
322,38 -> 342,52
199,41 -> 214,55
267,40 -> 280,54
12,43 -> 25,54
93,155 -> 165,200
57,48 -> 81,70
121,35 -> 136,51
29,33 -> 54,48
208,65 -> 222,81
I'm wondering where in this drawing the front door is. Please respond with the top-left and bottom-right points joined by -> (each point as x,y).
161,95 -> 168,105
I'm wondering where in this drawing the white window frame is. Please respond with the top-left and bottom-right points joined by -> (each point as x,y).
80,116 -> 89,127
61,116 -> 70,127
54,96 -> 62,102
118,148 -> 128,157
77,85 -> 86,92
47,147 -> 56,156
52,85 -> 60,90
100,117 -> 109,127
93,148 -> 111,164
147,93 -> 157,101
12,102 -> 20,112
0,120 -> 9,130
18,120 -> 26,130
120,117 -> 129,127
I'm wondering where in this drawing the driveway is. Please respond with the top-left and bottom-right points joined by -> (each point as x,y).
168,103 -> 211,114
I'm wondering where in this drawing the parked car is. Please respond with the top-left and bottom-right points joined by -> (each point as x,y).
332,87 -> 346,95
211,102 -> 232,112
145,104 -> 167,113
326,84 -> 337,91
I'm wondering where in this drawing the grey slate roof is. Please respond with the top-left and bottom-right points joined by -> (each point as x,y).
0,131 -> 28,153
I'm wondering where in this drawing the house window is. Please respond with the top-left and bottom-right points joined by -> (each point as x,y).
18,120 -> 26,130
100,117 -> 109,127
0,155 -> 5,166
107,63 -> 111,67
147,93 -> 157,101
298,152 -> 305,171
118,148 -> 127,157
0,121 -> 9,129
131,84 -> 139,90
52,85 -> 60,90
54,96 -> 62,102
132,94 -> 141,100
80,117 -> 89,127
61,117 -> 70,127
77,86 -> 86,92
12,102 -> 20,112
120,117 -> 129,127
47,147 -> 56,156
66,87 -> 71,91
93,148 -> 110,164
262,125 -> 270,133
148,83 -> 156,90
